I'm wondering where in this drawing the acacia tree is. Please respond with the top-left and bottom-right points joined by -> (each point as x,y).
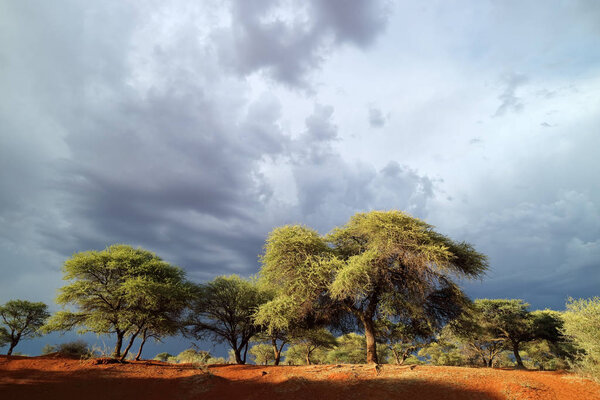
563,297 -> 600,380
0,300 -> 50,355
285,328 -> 337,365
377,318 -> 434,365
257,211 -> 488,364
44,244 -> 190,358
185,275 -> 270,364
448,301 -> 507,367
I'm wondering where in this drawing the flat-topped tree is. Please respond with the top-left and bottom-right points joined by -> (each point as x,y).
257,210 -> 488,364
0,300 -> 50,355
44,244 -> 191,359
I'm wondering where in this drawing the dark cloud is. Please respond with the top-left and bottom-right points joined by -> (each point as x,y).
215,0 -> 390,88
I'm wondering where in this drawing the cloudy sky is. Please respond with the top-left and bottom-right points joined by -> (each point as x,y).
1,0 -> 599,354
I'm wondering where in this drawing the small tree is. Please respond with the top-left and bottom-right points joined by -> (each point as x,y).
286,328 -> 337,365
185,275 -> 270,364
448,303 -> 506,367
377,318 -> 434,365
0,300 -> 50,355
563,297 -> 600,380
249,343 -> 276,365
44,244 -> 190,359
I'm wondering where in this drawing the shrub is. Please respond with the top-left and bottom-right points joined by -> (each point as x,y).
563,297 -> 600,381
56,340 -> 92,358
154,352 -> 173,362
41,344 -> 57,355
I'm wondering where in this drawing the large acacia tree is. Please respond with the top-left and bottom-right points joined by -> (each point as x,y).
44,244 -> 192,358
256,210 -> 488,364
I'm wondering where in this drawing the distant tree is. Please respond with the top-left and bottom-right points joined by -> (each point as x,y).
250,331 -> 288,366
0,300 -> 50,355
55,340 -> 91,358
249,343 -> 275,365
563,297 -> 600,380
285,328 -> 337,365
448,302 -> 506,367
185,275 -> 270,364
418,340 -> 466,366
469,299 -> 564,369
41,343 -> 57,355
257,211 -> 488,364
153,352 -> 173,362
175,348 -> 212,364
44,244 -> 191,359
326,333 -> 367,364
377,318 -> 434,365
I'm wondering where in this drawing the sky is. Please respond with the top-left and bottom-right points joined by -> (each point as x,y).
1,0 -> 599,357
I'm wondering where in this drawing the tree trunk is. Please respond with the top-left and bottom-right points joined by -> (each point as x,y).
135,329 -> 148,361
7,341 -> 17,356
512,341 -> 525,369
242,341 -> 249,364
392,348 -> 401,364
120,331 -> 140,362
487,358 -> 493,368
233,346 -> 245,365
113,331 -> 124,358
272,338 -> 282,366
305,348 -> 312,365
362,316 -> 379,364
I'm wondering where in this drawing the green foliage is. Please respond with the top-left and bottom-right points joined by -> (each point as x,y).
154,352 -> 173,362
284,328 -> 337,365
175,348 -> 212,364
185,275 -> 271,364
0,299 -> 50,355
43,244 -> 192,359
41,344 -> 57,355
326,333 -> 368,364
377,318 -> 434,365
323,333 -> 390,364
563,297 -> 600,380
418,341 -> 466,366
258,210 -> 488,364
57,340 -> 93,358
250,343 -> 275,365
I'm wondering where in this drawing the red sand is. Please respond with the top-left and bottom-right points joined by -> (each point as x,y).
1,354 -> 600,400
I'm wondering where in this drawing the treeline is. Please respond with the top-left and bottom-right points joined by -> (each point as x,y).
0,211 -> 598,381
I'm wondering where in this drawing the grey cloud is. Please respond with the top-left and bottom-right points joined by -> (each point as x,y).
493,72 -> 528,117
368,106 -> 386,128
215,0 -> 390,87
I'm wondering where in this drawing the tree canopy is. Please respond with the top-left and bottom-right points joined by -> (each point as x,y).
44,244 -> 192,359
563,297 -> 600,380
256,210 -> 488,363
0,300 -> 50,355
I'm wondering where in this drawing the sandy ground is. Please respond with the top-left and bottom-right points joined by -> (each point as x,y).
1,354 -> 600,400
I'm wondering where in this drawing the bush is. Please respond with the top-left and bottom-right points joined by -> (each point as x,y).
167,348 -> 225,365
55,340 -> 92,358
154,352 -> 173,362
418,342 -> 466,366
563,297 -> 600,381
41,344 -> 57,355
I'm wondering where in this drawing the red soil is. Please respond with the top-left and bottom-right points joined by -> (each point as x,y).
1,354 -> 600,400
